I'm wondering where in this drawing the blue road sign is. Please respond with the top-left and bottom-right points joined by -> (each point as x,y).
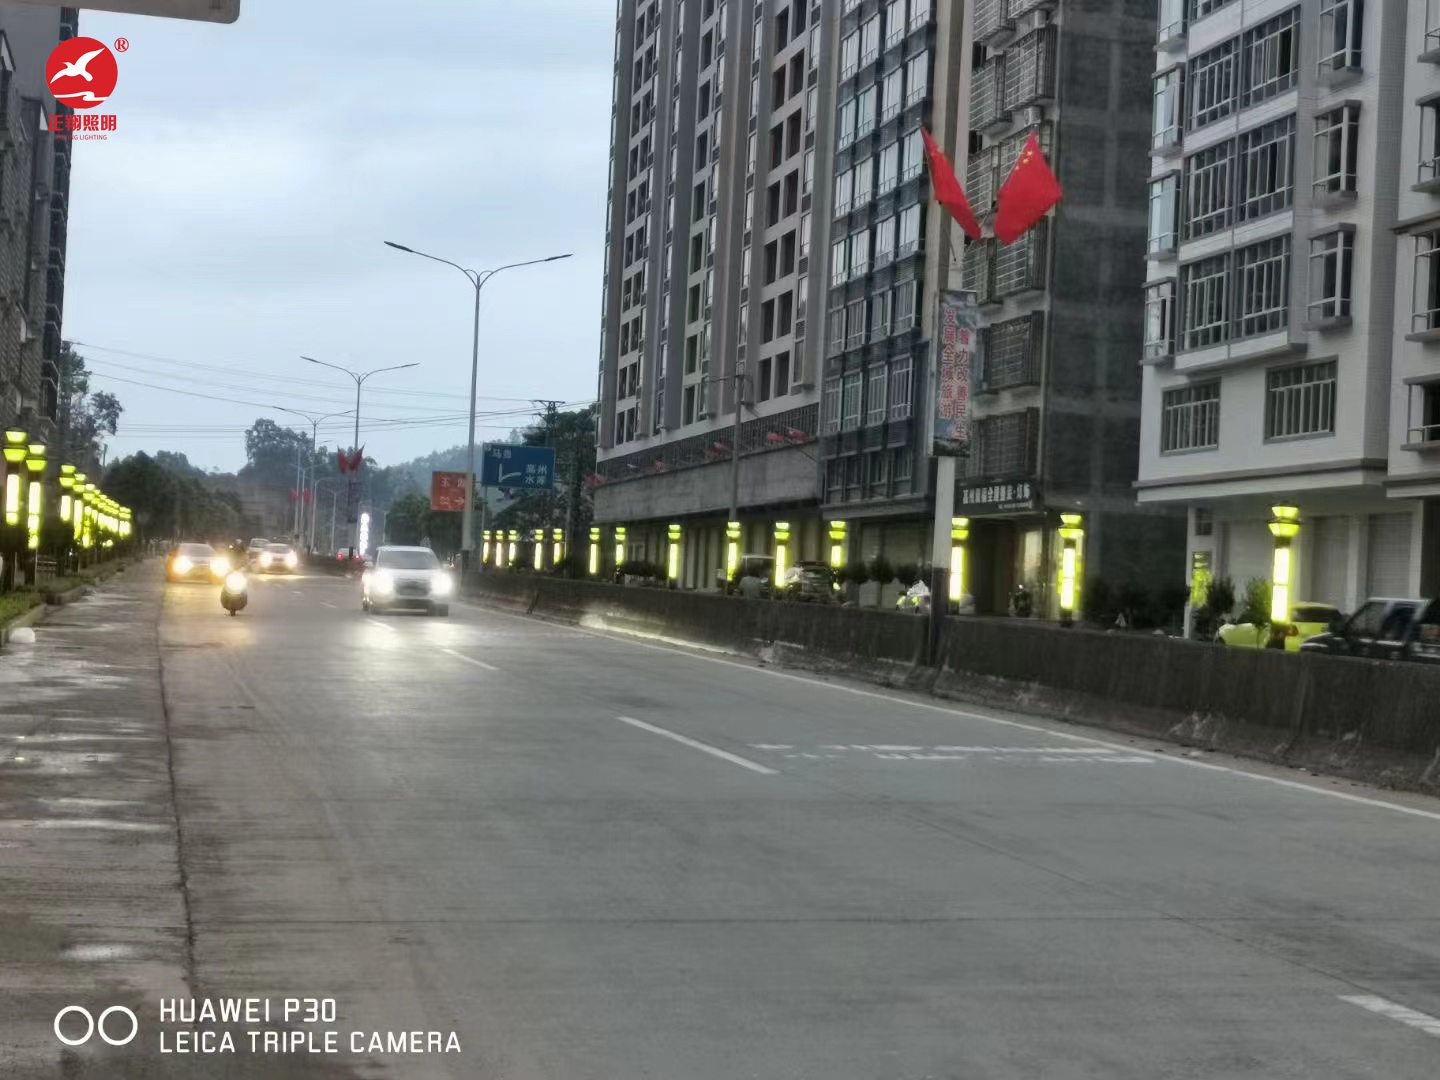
480,444 -> 557,490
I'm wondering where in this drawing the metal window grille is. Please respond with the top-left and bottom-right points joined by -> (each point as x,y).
1238,115 -> 1295,221
1160,382 -> 1220,452
822,378 -> 841,432
1187,39 -> 1236,130
1266,361 -> 1336,439
889,354 -> 913,420
1234,235 -> 1290,338
967,144 -> 1000,212
995,220 -> 1047,296
1145,279 -> 1177,360
1181,253 -> 1229,350
963,240 -> 996,304
1318,0 -> 1363,73
1307,229 -> 1354,322
866,365 -> 887,425
981,313 -> 1042,389
1313,104 -> 1359,196
1183,140 -> 1233,239
841,371 -> 863,430
1002,27 -> 1056,112
970,57 -> 1006,130
1240,8 -> 1299,108
974,411 -> 1036,476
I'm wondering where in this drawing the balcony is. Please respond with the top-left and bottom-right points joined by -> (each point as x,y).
969,58 -> 1010,133
973,0 -> 1015,47
968,408 -> 1039,481
995,220 -> 1048,297
1003,26 -> 1057,114
978,312 -> 1043,391
962,241 -> 997,305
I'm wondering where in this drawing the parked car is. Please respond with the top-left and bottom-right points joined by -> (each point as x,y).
1215,601 -> 1343,652
1298,597 -> 1427,661
779,561 -> 837,602
717,555 -> 774,597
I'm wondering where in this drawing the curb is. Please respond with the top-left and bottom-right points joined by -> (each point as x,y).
0,599 -> 48,646
0,559 -> 130,646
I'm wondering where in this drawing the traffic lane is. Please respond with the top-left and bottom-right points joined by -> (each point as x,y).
434,601 -> 1440,1012
162,583 -> 1440,1079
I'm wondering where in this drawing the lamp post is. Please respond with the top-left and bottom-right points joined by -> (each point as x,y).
1057,513 -> 1085,627
2,430 -> 27,589
1268,505 -> 1300,649
58,465 -> 75,569
25,443 -> 46,556
949,517 -> 970,608
300,357 -> 417,558
383,241 -> 572,563
272,406 -> 353,551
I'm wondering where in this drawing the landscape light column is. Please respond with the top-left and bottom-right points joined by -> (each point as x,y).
1057,513 -> 1084,627
1268,506 -> 1300,649
949,517 -> 969,608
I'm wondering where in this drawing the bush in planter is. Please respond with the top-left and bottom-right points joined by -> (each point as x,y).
1201,575 -> 1236,625
867,555 -> 895,587
844,560 -> 870,587
895,563 -> 921,588
1083,577 -> 1114,625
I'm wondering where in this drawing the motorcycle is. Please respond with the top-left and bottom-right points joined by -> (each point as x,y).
220,570 -> 249,616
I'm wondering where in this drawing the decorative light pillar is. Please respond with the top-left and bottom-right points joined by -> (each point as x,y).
2,431 -> 26,527
507,529 -> 518,566
725,520 -> 742,583
666,523 -> 681,585
551,527 -> 564,567
828,520 -> 847,571
949,517 -> 970,605
1268,505 -> 1300,647
773,521 -> 791,586
1057,513 -> 1085,627
24,443 -> 46,551
614,525 -> 627,572
81,483 -> 96,549
532,527 -> 545,570
481,529 -> 492,566
588,526 -> 601,576
58,465 -> 75,527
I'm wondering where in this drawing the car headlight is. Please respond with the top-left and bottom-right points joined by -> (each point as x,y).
212,556 -> 231,578
224,571 -> 247,592
260,552 -> 274,567
431,572 -> 454,597
284,551 -> 298,569
372,570 -> 395,595
173,556 -> 193,575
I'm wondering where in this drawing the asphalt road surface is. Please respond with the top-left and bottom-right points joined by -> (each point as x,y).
17,566 -> 1440,1078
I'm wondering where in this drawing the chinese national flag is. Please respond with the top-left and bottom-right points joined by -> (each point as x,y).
336,449 -> 350,474
994,132 -> 1062,245
920,128 -> 982,241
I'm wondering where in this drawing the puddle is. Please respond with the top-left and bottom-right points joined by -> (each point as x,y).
0,818 -> 169,832
64,942 -> 140,961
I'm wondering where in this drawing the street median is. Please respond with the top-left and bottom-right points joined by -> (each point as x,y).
464,573 -> 1440,794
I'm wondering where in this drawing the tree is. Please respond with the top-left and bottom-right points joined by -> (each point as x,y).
56,343 -> 123,473
491,404 -> 598,545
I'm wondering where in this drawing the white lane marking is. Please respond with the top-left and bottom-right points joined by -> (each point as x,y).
320,601 -> 336,609
442,648 -> 498,672
1340,995 -> 1440,1038
371,620 -> 397,633
468,605 -> 1440,824
617,716 -> 778,776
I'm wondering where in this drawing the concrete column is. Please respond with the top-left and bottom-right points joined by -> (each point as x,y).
1420,499 -> 1440,599
1345,514 -> 1367,611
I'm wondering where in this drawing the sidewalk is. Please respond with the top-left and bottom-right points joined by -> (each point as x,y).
0,560 -> 190,1077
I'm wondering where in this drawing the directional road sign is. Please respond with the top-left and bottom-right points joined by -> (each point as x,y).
481,445 -> 556,490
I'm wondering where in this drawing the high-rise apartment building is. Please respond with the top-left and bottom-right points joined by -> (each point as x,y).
594,0 -> 839,585
1137,0 -> 1415,617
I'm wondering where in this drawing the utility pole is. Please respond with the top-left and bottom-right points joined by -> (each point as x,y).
535,399 -> 563,555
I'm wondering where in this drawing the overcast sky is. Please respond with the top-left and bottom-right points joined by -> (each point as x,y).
64,0 -> 611,472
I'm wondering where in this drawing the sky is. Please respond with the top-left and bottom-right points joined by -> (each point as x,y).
61,0 -> 612,472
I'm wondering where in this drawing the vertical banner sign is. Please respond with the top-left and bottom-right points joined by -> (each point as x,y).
932,290 -> 978,455
430,470 -> 468,512
345,478 -> 361,525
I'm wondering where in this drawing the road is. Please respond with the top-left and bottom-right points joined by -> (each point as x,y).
9,564 -> 1440,1078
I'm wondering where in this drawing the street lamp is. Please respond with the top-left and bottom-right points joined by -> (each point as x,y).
301,356 -> 417,557
272,405 -> 354,550
1268,506 -> 1301,648
25,443 -> 46,552
383,240 -> 573,562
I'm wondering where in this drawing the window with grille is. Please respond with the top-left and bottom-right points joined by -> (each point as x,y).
970,57 -> 1004,130
831,237 -> 848,287
1002,28 -> 1056,112
1187,39 -> 1236,130
1145,279 -> 1177,360
1149,174 -> 1179,255
1153,67 -> 1184,151
963,240 -> 996,304
828,304 -> 846,355
981,314 -> 1041,390
975,411 -> 1034,476
1181,254 -> 1229,350
1183,141 -> 1233,239
996,221 -> 1047,296
897,203 -> 922,257
1308,228 -> 1354,324
867,450 -> 890,496
870,290 -> 893,341
1266,361 -> 1336,440
1241,9 -> 1299,108
1234,235 -> 1290,338
905,51 -> 930,106
1189,0 -> 1236,19
889,354 -> 913,419
968,144 -> 999,212
1160,382 -> 1220,452
1313,103 -> 1359,197
878,142 -> 899,194
881,67 -> 903,123
866,365 -> 888,425
874,216 -> 897,267
1318,0 -> 1363,73
841,371 -> 863,430
1237,114 -> 1294,221
822,377 -> 841,433
846,298 -> 867,349
849,229 -> 871,278
825,458 -> 844,499
1412,231 -> 1440,334
893,281 -> 918,331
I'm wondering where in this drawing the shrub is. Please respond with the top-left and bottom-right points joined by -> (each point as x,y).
1238,577 -> 1272,628
868,555 -> 895,585
1202,575 -> 1236,622
895,563 -> 921,588
1083,577 -> 1114,624
845,560 -> 871,587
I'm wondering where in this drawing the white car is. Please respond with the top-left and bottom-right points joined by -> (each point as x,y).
255,542 -> 299,574
361,545 -> 453,616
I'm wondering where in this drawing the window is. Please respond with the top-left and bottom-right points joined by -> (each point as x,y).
981,315 -> 1040,390
1234,235 -> 1290,338
849,228 -> 871,277
889,354 -> 913,419
878,142 -> 899,193
834,167 -> 854,216
901,128 -> 923,181
867,451 -> 890,496
1266,361 -> 1336,439
806,86 -> 817,131
866,365 -> 887,425
846,298 -> 867,348
1003,27 -> 1056,111
831,237 -> 849,287
775,352 -> 790,396
1181,253 -> 1229,349
1187,39 -> 1236,130
893,281 -> 918,331
1153,68 -> 1184,151
974,411 -> 1035,477
1183,142 -> 1232,239
1241,9 -> 1298,108
1308,228 -> 1354,324
803,149 -> 815,191
1313,103 -> 1359,197
1190,0 -> 1236,18
898,203 -> 922,256
996,222 -> 1047,295
905,51 -> 929,105
1412,231 -> 1440,334
1145,280 -> 1177,360
840,30 -> 859,78
874,216 -> 896,266
860,15 -> 881,66
837,97 -> 857,148
886,0 -> 906,49
1149,174 -> 1179,255
1160,382 -> 1220,452
1318,0 -> 1363,73
1237,115 -> 1294,221
855,86 -> 877,139
683,384 -> 698,425
1421,100 -> 1440,186
828,304 -> 846,354
882,68 -> 903,123
841,371 -> 863,430
853,156 -> 873,206
799,211 -> 811,257
908,0 -> 930,33
891,446 -> 913,492
870,290 -> 893,340
822,377 -> 841,432
1158,0 -> 1184,42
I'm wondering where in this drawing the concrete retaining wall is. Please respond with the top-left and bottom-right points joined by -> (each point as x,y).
465,573 -> 1440,793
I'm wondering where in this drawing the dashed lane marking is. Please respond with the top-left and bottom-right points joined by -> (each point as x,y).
618,716 -> 778,776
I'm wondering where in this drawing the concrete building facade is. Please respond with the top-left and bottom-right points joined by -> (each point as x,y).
1138,0 -> 1419,619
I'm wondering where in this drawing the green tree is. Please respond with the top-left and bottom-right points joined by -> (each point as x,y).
56,342 -> 123,473
491,404 -> 598,546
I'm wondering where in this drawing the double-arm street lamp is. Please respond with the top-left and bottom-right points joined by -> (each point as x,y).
272,405 -> 354,549
300,356 -> 418,556
383,241 -> 572,562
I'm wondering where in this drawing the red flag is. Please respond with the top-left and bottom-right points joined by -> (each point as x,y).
337,448 -> 350,474
348,447 -> 365,472
994,131 -> 1062,246
920,127 -> 982,242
